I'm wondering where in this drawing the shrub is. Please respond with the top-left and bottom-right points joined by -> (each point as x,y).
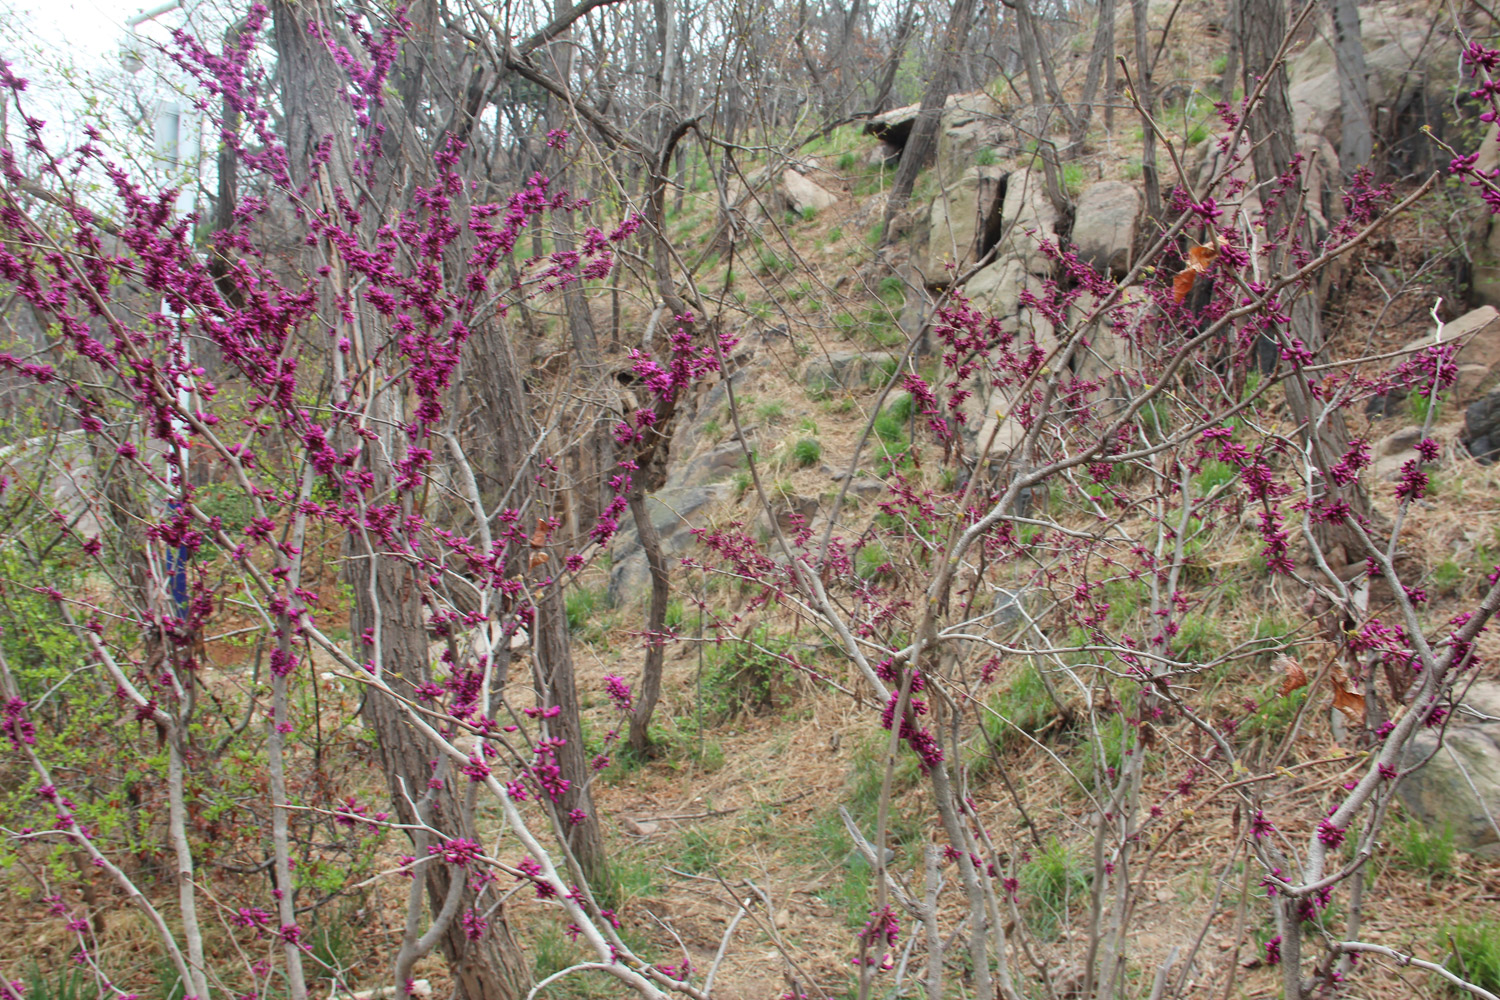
701,625 -> 794,722
873,393 -> 913,447
1062,162 -> 1086,198
792,437 -> 821,467
979,665 -> 1059,753
566,586 -> 609,634
854,541 -> 894,580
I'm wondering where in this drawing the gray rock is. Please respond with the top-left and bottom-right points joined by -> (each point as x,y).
935,91 -> 1006,187
1397,682 -> 1500,856
1402,306 -> 1500,402
609,483 -> 731,603
665,441 -> 745,491
1068,287 -> 1140,417
965,257 -> 1026,319
1071,181 -> 1141,277
992,587 -> 1042,631
1465,389 -> 1500,463
1377,425 -> 1425,457
803,350 -> 899,394
997,168 -> 1058,277
675,370 -> 746,453
1290,27 -> 1460,149
780,169 -> 839,216
756,493 -> 820,537
865,142 -> 901,168
924,166 -> 1005,282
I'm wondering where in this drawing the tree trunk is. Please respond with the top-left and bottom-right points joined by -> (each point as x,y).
1329,0 -> 1372,176
353,554 -> 531,1000
1013,0 -> 1068,212
1131,0 -> 1162,219
881,0 -> 981,235
469,316 -> 608,886
268,4 -> 542,995
626,488 -> 671,753
1066,0 -> 1116,155
1239,0 -> 1371,569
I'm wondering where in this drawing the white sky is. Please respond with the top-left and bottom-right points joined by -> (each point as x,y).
6,0 -> 165,72
2,0 -> 210,196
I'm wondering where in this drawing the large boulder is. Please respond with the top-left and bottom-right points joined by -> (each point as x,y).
608,482 -> 732,603
965,257 -> 1027,318
865,90 -> 1006,170
935,91 -> 1007,186
1068,288 -> 1138,416
1071,181 -> 1142,277
998,168 -> 1059,276
924,166 -> 1005,282
1464,387 -> 1500,463
863,101 -> 922,147
666,441 -> 746,491
1290,26 -> 1461,152
956,313 -> 1058,463
1401,306 -> 1500,403
1397,681 -> 1500,856
780,169 -> 839,216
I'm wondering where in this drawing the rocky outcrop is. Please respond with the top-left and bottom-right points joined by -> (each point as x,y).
1402,306 -> 1500,403
608,482 -> 732,602
864,90 -> 1005,165
1288,11 -> 1460,154
923,166 -> 1005,282
934,91 -> 1007,186
1464,388 -> 1500,464
1370,424 -> 1439,482
726,162 -> 841,224
997,168 -> 1058,277
1071,181 -> 1141,277
1397,681 -> 1500,856
964,256 -> 1028,318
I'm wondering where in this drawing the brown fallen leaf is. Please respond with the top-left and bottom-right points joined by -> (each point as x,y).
528,550 -> 550,569
1277,654 -> 1309,697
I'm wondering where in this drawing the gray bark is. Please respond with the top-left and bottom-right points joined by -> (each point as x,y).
1067,0 -> 1116,155
1329,0 -> 1372,176
1131,0 -> 1162,219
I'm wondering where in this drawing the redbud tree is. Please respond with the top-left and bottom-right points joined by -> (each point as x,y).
0,4 -> 1498,1000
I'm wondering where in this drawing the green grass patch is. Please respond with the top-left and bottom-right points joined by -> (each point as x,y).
1020,837 -> 1090,938
1393,817 -> 1455,879
1443,917 -> 1500,996
792,437 -> 822,467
